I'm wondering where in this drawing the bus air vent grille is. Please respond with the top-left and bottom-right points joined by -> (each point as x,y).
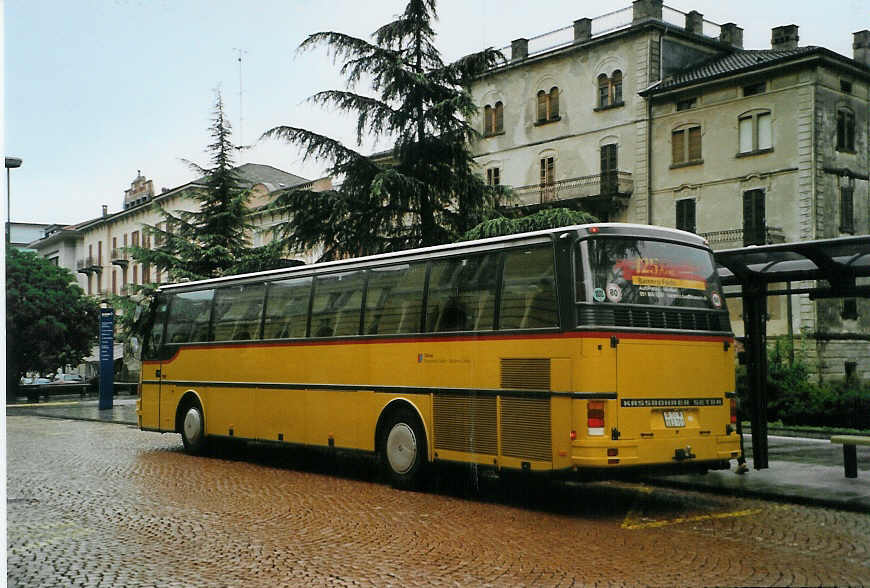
500,358 -> 551,390
433,395 -> 498,455
501,397 -> 552,462
577,305 -> 727,332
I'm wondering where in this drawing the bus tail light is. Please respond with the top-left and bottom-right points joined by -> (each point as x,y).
588,401 -> 605,436
570,430 -> 577,441
730,398 -> 737,424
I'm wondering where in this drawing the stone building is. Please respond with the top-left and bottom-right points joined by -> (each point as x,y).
470,0 -> 870,378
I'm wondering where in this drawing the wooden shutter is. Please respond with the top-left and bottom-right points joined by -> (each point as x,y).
600,144 -> 617,194
537,91 -> 547,122
549,88 -> 559,119
688,126 -> 702,161
676,199 -> 696,233
484,105 -> 493,135
743,190 -> 765,246
598,74 -> 609,108
672,129 -> 684,164
495,102 -> 503,133
612,71 -> 622,103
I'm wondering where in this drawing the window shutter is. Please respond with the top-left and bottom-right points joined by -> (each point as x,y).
837,110 -> 846,149
743,190 -> 765,246
537,91 -> 547,122
598,74 -> 609,108
739,117 -> 753,153
612,71 -> 622,104
484,105 -> 492,135
672,130 -> 684,163
757,113 -> 772,150
688,126 -> 702,160
846,112 -> 855,150
841,187 -> 854,233
495,102 -> 503,133
549,88 -> 559,119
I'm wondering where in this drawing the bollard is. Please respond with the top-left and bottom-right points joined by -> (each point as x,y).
844,444 -> 858,478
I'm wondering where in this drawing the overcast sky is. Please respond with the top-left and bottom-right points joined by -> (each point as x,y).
4,0 -> 866,225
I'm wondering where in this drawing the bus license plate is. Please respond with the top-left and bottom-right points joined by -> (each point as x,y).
663,410 -> 685,428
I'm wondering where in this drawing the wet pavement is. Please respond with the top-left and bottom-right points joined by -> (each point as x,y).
6,403 -> 870,586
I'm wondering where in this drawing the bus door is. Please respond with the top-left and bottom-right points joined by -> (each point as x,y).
615,337 -> 726,441
140,296 -> 170,430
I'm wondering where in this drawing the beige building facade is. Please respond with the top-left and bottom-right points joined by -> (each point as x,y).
31,163 -> 331,297
470,1 -> 870,379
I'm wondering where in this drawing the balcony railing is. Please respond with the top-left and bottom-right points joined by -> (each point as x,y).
111,247 -> 129,266
76,256 -> 102,273
510,171 -> 633,206
700,226 -> 786,250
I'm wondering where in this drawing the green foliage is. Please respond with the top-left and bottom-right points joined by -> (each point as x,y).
6,248 -> 99,396
461,208 -> 599,241
130,91 -> 287,281
262,0 -> 507,261
737,337 -> 870,429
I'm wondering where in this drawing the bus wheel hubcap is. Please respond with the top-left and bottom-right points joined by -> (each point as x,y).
184,408 -> 202,443
386,423 -> 417,474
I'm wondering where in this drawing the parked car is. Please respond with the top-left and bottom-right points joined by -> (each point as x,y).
51,374 -> 84,384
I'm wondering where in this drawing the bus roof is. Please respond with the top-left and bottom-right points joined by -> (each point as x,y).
156,223 -> 708,292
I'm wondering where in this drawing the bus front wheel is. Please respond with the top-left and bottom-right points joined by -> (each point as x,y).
381,408 -> 427,490
180,399 -> 208,454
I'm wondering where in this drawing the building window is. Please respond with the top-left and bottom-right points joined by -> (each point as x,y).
112,270 -> 117,295
672,126 -> 702,166
486,167 -> 500,186
840,186 -> 854,234
676,97 -> 697,111
842,299 -> 858,320
743,82 -> 766,96
837,108 -> 856,152
536,88 -> 559,124
539,156 -> 555,202
143,264 -> 150,284
97,272 -> 102,295
597,70 -> 623,109
600,144 -> 618,194
738,111 -> 772,155
676,199 -> 696,233
743,189 -> 766,246
484,101 -> 504,136
87,274 -> 92,296
133,265 -> 138,285
840,80 -> 853,94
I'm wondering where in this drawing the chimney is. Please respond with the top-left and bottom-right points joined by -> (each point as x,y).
102,205 -> 108,217
719,23 -> 744,49
771,25 -> 799,50
855,30 -> 870,68
685,11 -> 703,35
574,18 -> 592,42
632,0 -> 662,23
511,38 -> 528,62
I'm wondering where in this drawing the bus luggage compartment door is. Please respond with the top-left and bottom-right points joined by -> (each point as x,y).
615,338 -> 729,441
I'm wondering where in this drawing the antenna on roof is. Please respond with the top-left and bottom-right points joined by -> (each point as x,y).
233,48 -> 248,153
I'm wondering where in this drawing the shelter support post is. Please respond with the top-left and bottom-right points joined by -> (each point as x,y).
744,282 -> 769,469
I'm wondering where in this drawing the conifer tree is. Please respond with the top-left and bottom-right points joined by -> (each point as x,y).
262,0 -> 507,261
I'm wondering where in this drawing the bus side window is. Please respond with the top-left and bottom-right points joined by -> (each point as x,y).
164,289 -> 215,343
311,271 -> 365,337
145,298 -> 169,358
212,283 -> 265,341
365,263 -> 426,335
427,253 -> 498,333
500,246 -> 558,329
263,277 -> 312,339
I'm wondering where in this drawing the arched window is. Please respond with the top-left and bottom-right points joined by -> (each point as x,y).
549,87 -> 559,119
597,71 -> 624,109
536,88 -> 560,123
483,102 -> 504,137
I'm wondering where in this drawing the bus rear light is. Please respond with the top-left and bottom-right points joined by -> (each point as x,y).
588,401 -> 605,436
607,448 -> 618,457
730,398 -> 737,424
570,430 -> 577,441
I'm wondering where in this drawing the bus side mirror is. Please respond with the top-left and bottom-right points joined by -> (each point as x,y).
130,336 -> 141,357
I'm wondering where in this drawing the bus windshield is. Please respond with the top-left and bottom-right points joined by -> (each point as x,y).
580,237 -> 725,310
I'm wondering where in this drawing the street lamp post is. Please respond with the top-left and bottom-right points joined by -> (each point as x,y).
6,156 -> 23,246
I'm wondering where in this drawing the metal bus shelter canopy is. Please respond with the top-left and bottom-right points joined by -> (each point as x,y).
712,235 -> 870,469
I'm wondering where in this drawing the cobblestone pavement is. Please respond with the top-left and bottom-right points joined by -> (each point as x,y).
8,416 -> 870,587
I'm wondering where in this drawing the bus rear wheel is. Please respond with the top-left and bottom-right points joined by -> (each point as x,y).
180,399 -> 208,454
381,408 -> 427,490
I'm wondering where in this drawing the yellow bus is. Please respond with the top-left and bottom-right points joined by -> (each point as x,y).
138,223 -> 740,487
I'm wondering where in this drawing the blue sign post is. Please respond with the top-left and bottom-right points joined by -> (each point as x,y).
98,307 -> 115,410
